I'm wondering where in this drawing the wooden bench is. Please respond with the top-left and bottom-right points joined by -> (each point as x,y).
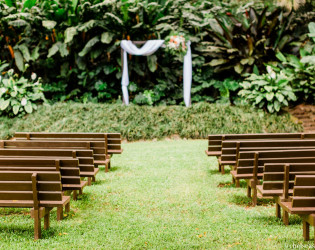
219,139 -> 315,174
0,171 -> 70,240
230,149 -> 315,206
0,147 -> 98,185
206,133 -> 315,158
0,140 -> 101,178
278,175 -> 315,245
0,158 -> 87,203
257,163 -> 315,223
14,132 -> 123,172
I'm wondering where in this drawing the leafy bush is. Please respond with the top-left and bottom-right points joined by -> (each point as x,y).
201,6 -> 294,76
238,66 -> 297,113
274,22 -> 315,104
0,66 -> 45,117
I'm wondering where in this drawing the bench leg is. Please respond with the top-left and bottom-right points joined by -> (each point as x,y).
252,188 -> 257,206
221,165 -> 225,175
79,189 -> 83,195
235,179 -> 240,188
218,158 -> 221,172
73,190 -> 77,201
303,221 -> 310,241
276,203 -> 281,219
247,185 -> 251,198
57,207 -> 63,221
283,211 -> 289,226
232,178 -> 235,184
88,177 -> 92,186
65,202 -> 70,213
33,209 -> 41,240
108,160 -> 111,169
44,211 -> 50,230
92,176 -> 96,182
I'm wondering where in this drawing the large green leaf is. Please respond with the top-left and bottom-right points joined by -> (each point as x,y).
79,37 -> 100,57
104,13 -> 123,25
24,102 -> 33,113
64,27 -> 78,43
266,92 -> 274,101
14,50 -> 24,72
18,44 -> 31,62
47,42 -> 61,58
42,20 -> 57,29
101,32 -> 114,44
22,0 -> 37,10
31,46 -> 40,61
301,56 -> 315,64
0,99 -> 10,111
147,55 -> 157,73
4,0 -> 13,7
276,52 -> 286,62
209,59 -> 228,67
13,105 -> 19,115
308,22 -> 315,42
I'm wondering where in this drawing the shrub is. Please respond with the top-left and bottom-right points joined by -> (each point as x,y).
0,102 -> 302,141
238,66 -> 297,113
201,6 -> 295,76
274,22 -> 315,104
0,67 -> 45,117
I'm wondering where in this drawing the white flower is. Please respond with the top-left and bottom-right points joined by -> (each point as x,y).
0,76 -> 2,82
13,86 -> 17,91
8,69 -> 14,75
31,73 -> 37,80
21,98 -> 27,106
0,88 -> 6,94
34,81 -> 39,86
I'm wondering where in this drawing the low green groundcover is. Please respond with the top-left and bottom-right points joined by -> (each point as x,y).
0,102 -> 302,140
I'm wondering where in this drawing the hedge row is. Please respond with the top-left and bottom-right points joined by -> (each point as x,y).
0,102 -> 302,141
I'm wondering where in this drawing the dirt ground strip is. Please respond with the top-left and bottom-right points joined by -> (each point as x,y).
290,104 -> 315,132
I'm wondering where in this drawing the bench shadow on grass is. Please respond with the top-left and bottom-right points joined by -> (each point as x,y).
253,213 -> 302,226
0,225 -> 59,239
217,180 -> 248,189
208,166 -> 234,175
97,166 -> 120,172
228,194 -> 275,207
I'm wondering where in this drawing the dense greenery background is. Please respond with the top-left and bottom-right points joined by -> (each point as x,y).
0,0 -> 314,107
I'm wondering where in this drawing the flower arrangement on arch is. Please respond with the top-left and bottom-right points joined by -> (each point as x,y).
165,33 -> 189,58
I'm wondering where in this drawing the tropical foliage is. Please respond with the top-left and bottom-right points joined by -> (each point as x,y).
0,0 -> 314,114
238,66 -> 296,113
0,63 -> 45,117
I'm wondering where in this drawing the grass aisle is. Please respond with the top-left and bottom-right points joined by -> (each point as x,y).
0,140 -> 308,249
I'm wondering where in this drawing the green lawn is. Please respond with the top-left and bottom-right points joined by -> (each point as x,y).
0,140 -> 310,249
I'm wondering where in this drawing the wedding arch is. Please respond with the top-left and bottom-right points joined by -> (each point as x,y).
120,40 -> 192,107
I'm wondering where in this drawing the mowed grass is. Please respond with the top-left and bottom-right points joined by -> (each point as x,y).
0,140 -> 310,249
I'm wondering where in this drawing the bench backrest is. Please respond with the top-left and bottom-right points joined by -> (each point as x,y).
291,175 -> 315,208
0,158 -> 81,186
0,139 -> 106,162
262,163 -> 315,194
236,149 -> 315,175
0,148 -> 94,165
0,171 -> 63,207
14,132 -> 122,154
221,140 -> 315,163
207,133 -> 315,156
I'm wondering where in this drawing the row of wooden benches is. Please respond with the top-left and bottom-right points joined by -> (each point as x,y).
205,132 -> 315,245
0,132 -> 123,240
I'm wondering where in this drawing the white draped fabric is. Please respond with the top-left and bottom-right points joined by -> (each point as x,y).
120,40 -> 192,107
